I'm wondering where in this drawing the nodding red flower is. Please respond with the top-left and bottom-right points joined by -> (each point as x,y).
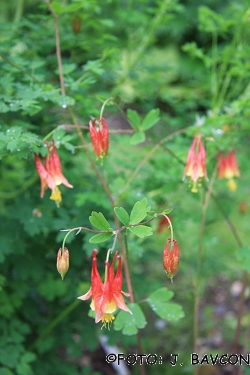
89,118 -> 109,159
78,250 -> 132,328
34,139 -> 73,206
217,150 -> 240,191
163,239 -> 180,281
183,136 -> 207,193
57,248 -> 69,280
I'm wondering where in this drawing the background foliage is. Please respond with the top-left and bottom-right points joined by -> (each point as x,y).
1,0 -> 250,374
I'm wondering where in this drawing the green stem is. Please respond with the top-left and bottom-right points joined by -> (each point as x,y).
117,126 -> 189,203
193,166 -> 217,375
99,97 -> 113,120
124,230 -> 129,258
13,0 -> 25,23
42,126 -> 62,142
0,174 -> 38,199
0,53 -> 41,84
46,1 -> 66,96
211,27 -> 218,109
118,0 -> 170,83
158,214 -> 174,249
212,22 -> 243,112
211,193 -> 247,357
28,299 -> 79,351
104,232 -> 118,281
61,228 -> 81,255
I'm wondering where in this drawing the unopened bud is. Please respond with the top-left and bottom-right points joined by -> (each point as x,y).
72,14 -> 81,34
239,201 -> 247,215
57,248 -> 69,280
163,239 -> 180,281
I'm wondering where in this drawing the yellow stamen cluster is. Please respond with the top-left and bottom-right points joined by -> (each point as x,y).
50,186 -> 62,207
101,314 -> 115,330
227,179 -> 237,192
189,179 -> 202,193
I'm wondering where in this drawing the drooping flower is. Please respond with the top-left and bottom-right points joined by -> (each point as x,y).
217,150 -> 240,191
34,139 -> 73,206
183,136 -> 207,193
78,249 -> 132,328
89,118 -> 109,159
57,247 -> 69,280
163,238 -> 180,281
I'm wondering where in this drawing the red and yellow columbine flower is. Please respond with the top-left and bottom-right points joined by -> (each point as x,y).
78,249 -> 132,328
183,136 -> 207,193
217,150 -> 240,191
163,238 -> 180,281
57,247 -> 69,280
89,118 -> 109,159
34,139 -> 73,206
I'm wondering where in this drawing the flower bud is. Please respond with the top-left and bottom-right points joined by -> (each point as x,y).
239,201 -> 247,215
163,239 -> 180,281
57,248 -> 69,280
72,14 -> 81,34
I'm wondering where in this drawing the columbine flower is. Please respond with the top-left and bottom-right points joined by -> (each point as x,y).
89,118 -> 109,159
78,249 -> 132,328
34,139 -> 73,206
163,238 -> 180,281
57,248 -> 69,280
217,150 -> 240,191
183,136 -> 207,193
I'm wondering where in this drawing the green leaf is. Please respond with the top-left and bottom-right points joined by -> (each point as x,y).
63,3 -> 83,12
141,109 -> 160,130
163,208 -> 173,215
129,198 -> 150,224
182,42 -> 210,67
127,109 -> 141,130
236,246 -> 250,271
89,212 -> 113,231
55,63 -> 76,75
0,368 -> 15,375
83,59 -> 104,76
148,287 -> 174,301
0,345 -> 20,367
16,352 -> 36,375
147,288 -> 184,321
130,131 -> 146,145
89,233 -> 113,244
163,208 -> 173,214
50,1 -> 63,14
114,303 -> 147,335
128,225 -> 153,238
151,302 -> 184,321
114,207 -> 130,226
38,275 -> 67,301
147,211 -> 156,216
